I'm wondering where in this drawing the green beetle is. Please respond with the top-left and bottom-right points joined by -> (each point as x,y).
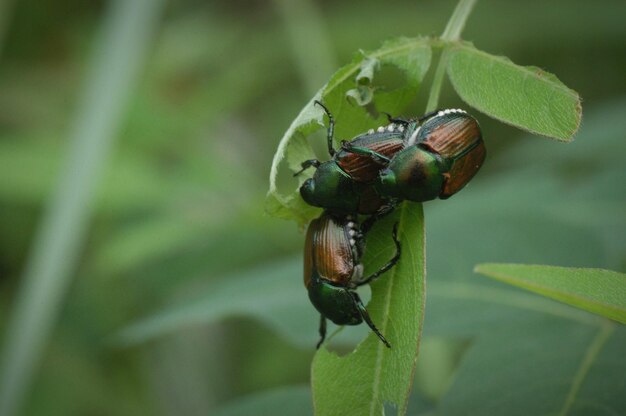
295,101 -> 437,214
343,109 -> 486,202
304,211 -> 400,348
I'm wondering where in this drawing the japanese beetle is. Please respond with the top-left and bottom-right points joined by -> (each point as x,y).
304,211 -> 400,348
345,109 -> 486,202
295,101 -> 436,214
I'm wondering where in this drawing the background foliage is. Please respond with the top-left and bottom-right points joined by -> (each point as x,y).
0,0 -> 624,415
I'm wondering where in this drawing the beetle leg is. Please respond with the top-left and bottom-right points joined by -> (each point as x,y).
356,222 -> 401,286
293,159 -> 321,176
314,100 -> 336,157
316,315 -> 327,349
382,111 -> 409,125
350,292 -> 391,348
361,201 -> 398,234
340,142 -> 391,165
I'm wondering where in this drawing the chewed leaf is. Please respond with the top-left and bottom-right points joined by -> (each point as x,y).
312,203 -> 425,415
265,37 -> 432,225
474,263 -> 626,323
356,57 -> 378,85
346,85 -> 374,106
447,42 -> 582,141
265,99 -> 325,224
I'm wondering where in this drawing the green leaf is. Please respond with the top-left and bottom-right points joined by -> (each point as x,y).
474,264 -> 626,324
266,37 -> 431,225
346,57 -> 378,105
447,42 -> 582,141
312,203 -> 425,416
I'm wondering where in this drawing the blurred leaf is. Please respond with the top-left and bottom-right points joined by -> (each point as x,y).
312,204 -> 425,416
424,98 -> 626,283
0,139 -> 165,213
439,320 -> 625,416
447,42 -> 581,141
415,100 -> 625,415
426,280 -> 602,338
26,333 -> 145,416
412,337 -> 469,402
92,214 -> 207,277
419,241 -> 621,412
266,37 -> 431,225
213,385 -> 312,416
113,258 -> 319,348
474,264 -> 626,324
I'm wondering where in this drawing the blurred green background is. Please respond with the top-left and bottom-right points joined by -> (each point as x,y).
0,0 -> 624,415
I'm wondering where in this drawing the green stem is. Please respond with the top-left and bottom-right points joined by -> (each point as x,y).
441,0 -> 478,42
425,0 -> 477,112
425,49 -> 451,113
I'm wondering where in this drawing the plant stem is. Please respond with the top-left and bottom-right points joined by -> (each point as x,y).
425,0 -> 477,112
0,1 -> 165,415
441,0 -> 478,42
425,49 -> 451,113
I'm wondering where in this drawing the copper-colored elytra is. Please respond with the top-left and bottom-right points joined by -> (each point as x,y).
442,140 -> 486,197
422,116 -> 481,159
305,216 -> 354,287
303,221 -> 315,289
338,139 -> 404,182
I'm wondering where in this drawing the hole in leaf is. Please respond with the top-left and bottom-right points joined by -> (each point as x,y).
371,64 -> 407,92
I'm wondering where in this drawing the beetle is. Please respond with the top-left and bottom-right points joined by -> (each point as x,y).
295,101 -> 437,215
304,211 -> 400,348
343,109 -> 486,203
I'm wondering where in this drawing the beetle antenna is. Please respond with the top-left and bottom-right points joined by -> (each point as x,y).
293,159 -> 321,177
418,109 -> 442,123
314,100 -> 336,157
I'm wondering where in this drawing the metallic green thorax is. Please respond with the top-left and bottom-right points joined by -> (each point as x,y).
376,146 -> 446,201
374,109 -> 485,202
307,277 -> 362,326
